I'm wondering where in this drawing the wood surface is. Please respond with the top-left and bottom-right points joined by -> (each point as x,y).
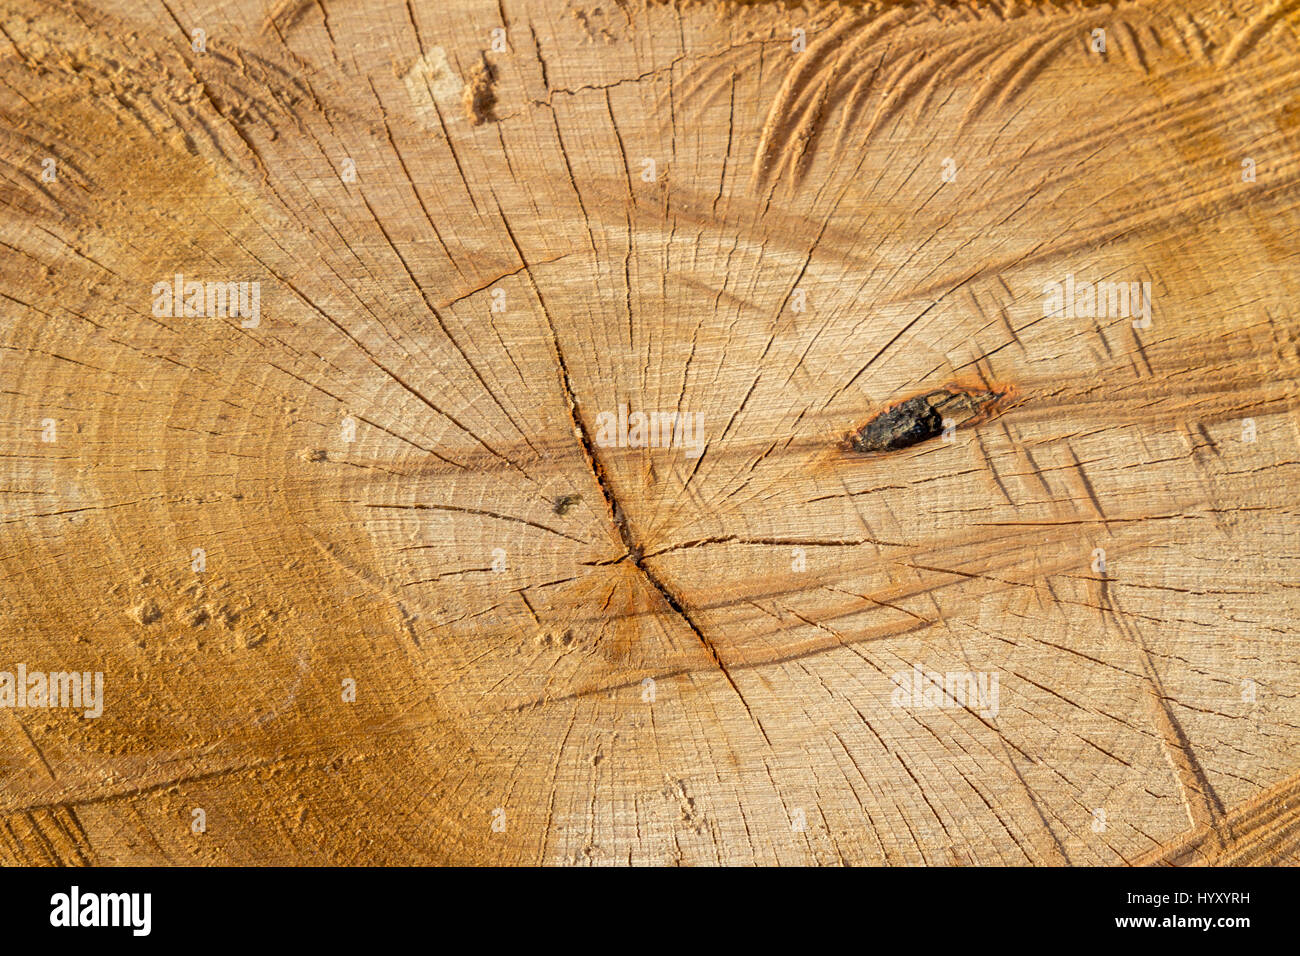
0,0 -> 1297,865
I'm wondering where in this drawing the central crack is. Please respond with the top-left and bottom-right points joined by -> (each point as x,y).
518,235 -> 769,742
557,381 -> 766,740
597,467 -> 766,740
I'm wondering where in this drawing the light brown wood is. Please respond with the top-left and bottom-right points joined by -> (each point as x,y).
0,0 -> 1297,865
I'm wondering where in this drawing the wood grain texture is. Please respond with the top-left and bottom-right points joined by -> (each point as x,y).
0,0 -> 1297,865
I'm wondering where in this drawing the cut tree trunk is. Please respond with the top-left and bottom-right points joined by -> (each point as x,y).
0,0 -> 1297,865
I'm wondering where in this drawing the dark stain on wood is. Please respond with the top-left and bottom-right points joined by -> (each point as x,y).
553,493 -> 581,515
845,385 -> 1014,454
